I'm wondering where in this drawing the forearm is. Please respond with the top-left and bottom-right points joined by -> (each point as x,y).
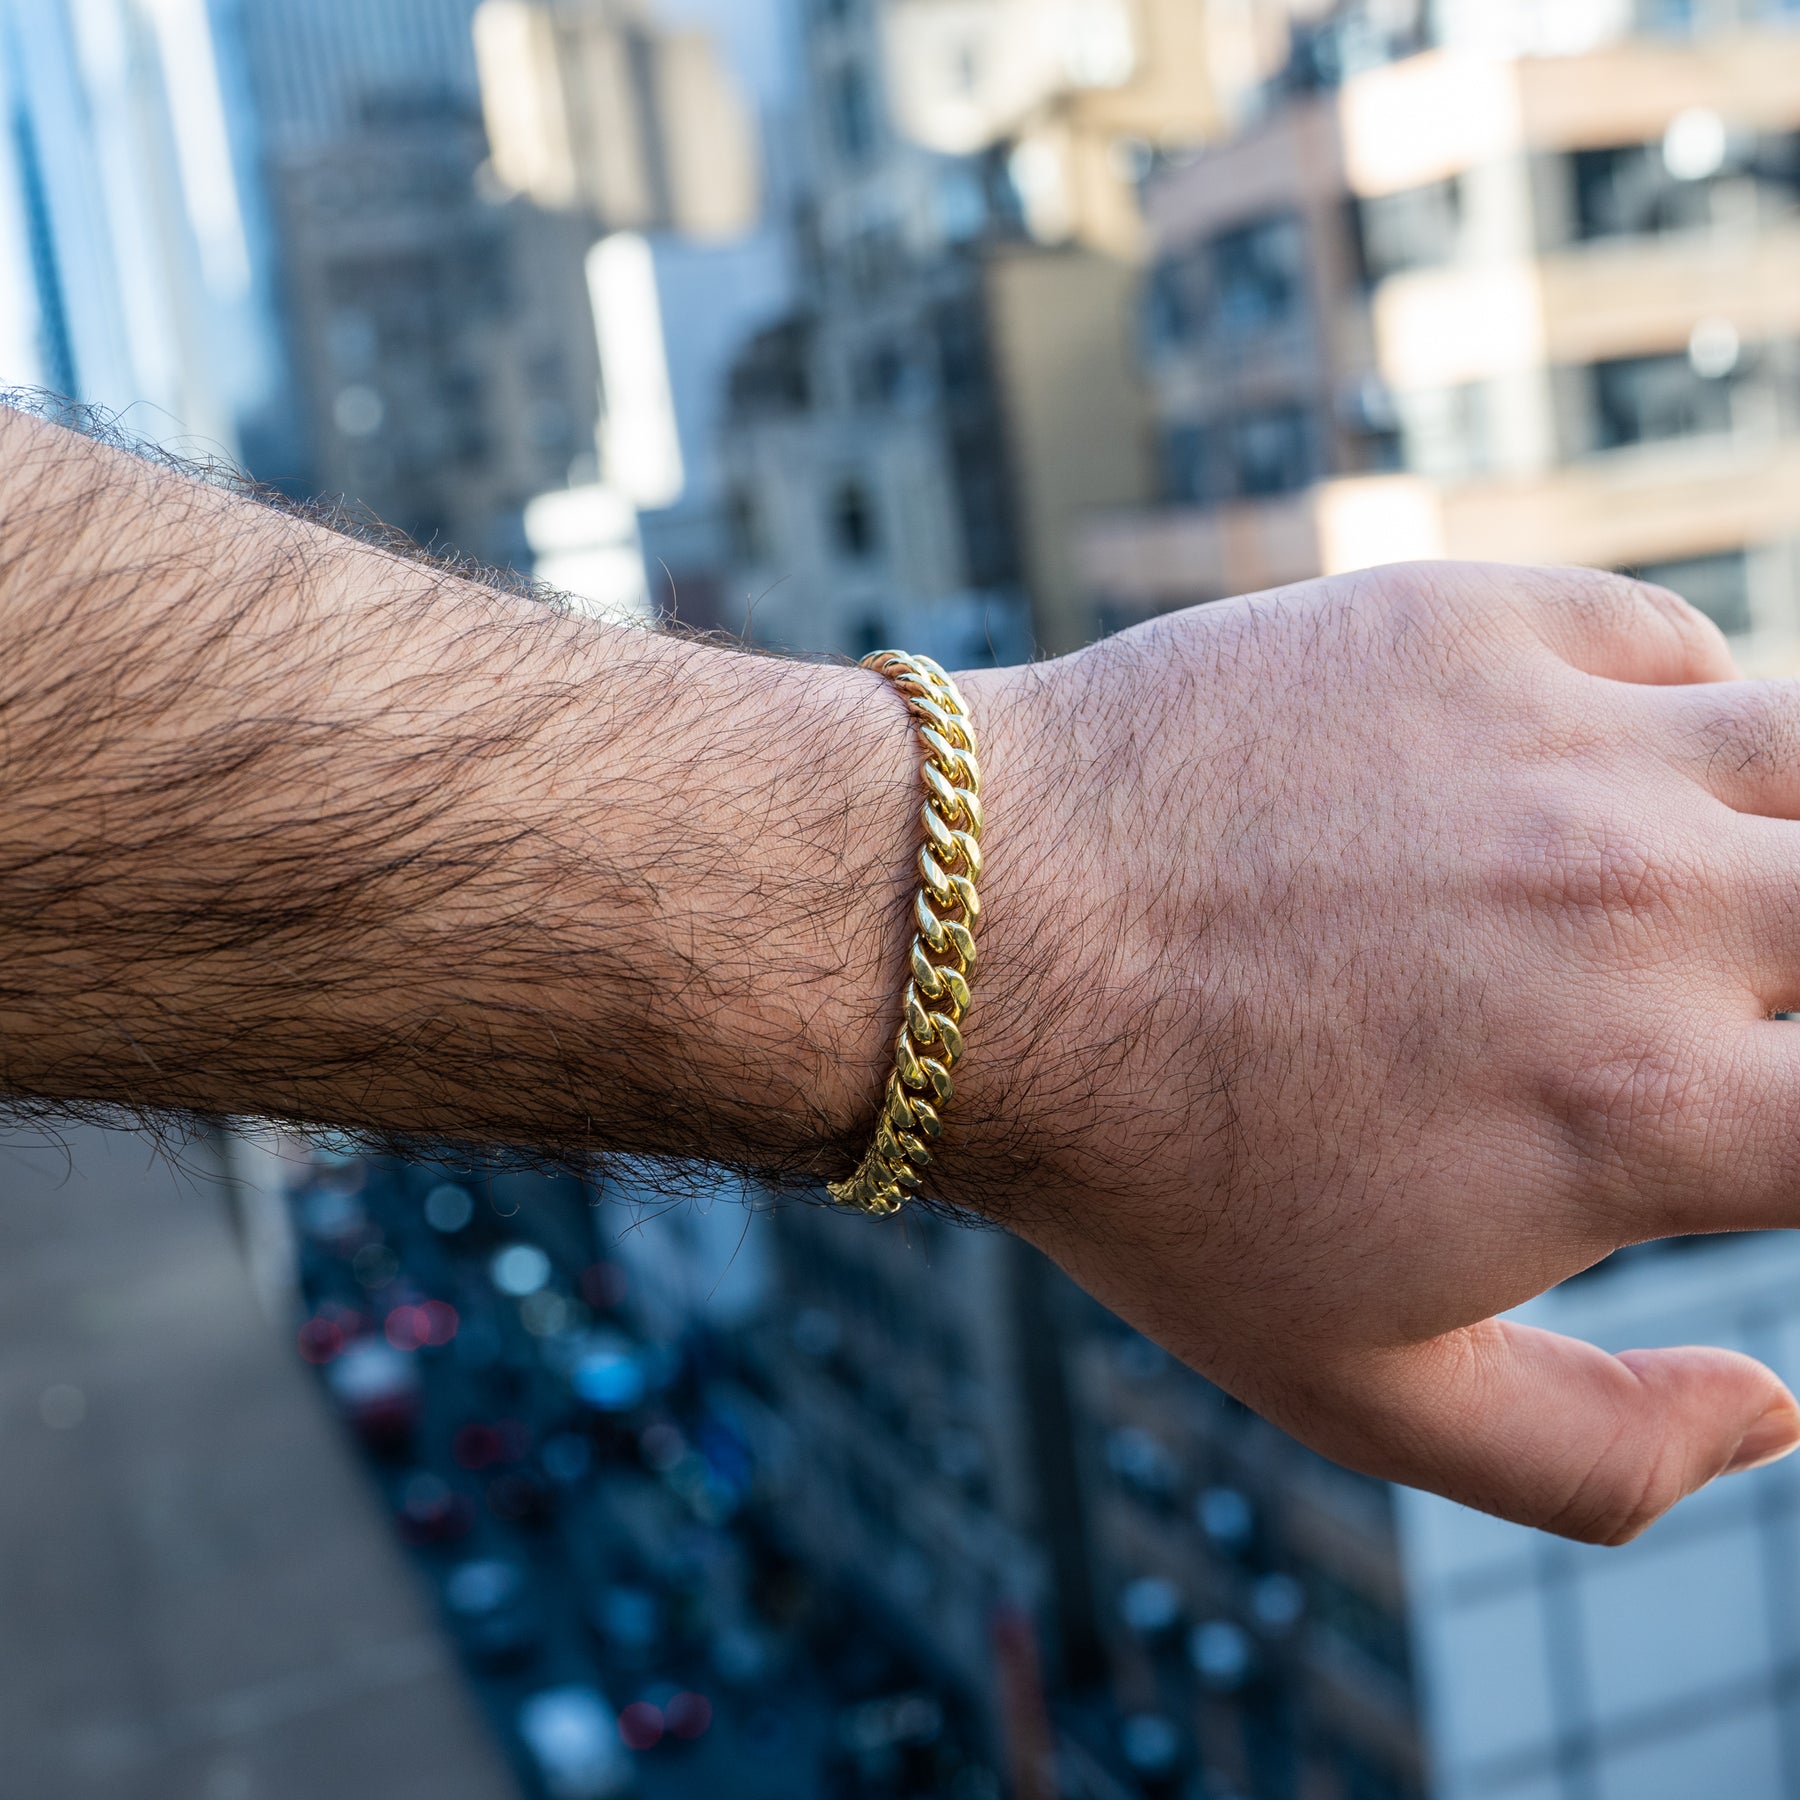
0,408 -> 922,1172
16,410 -> 1800,1545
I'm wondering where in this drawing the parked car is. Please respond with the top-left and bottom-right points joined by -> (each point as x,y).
443,1557 -> 542,1670
583,1581 -> 663,1668
323,1340 -> 420,1452
516,1685 -> 636,1799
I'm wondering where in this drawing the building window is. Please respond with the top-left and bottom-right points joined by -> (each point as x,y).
1142,252 -> 1202,355
1162,408 -> 1321,504
1591,351 -> 1734,450
1571,126 -> 1800,242
1161,424 -> 1213,504
1628,548 -> 1753,637
830,62 -> 877,164
1398,382 -> 1493,481
1351,178 -> 1463,284
1572,143 -> 1717,240
854,341 -> 913,407
1209,214 -> 1307,339
1231,406 -> 1320,497
831,479 -> 879,560
728,484 -> 767,565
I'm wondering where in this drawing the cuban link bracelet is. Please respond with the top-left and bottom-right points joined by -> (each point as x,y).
828,650 -> 983,1217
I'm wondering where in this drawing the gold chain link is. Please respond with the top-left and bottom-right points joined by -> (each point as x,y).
828,650 -> 982,1216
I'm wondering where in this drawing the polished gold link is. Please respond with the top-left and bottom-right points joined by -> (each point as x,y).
907,1093 -> 944,1138
905,984 -> 937,1043
912,656 -> 966,712
920,725 -> 977,785
910,941 -> 948,998
919,846 -> 957,908
895,1031 -> 928,1089
914,889 -> 951,952
829,650 -> 982,1216
907,692 -> 957,735
921,802 -> 960,860
874,1112 -> 906,1162
921,760 -> 967,821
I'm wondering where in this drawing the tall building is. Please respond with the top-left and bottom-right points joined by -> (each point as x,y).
1398,1231 -> 1800,1800
1079,2 -> 1800,669
695,8 -> 1431,1791
1059,1288 -> 1426,1800
228,0 -> 607,567
0,0 -> 279,457
716,0 -> 1244,665
264,103 -> 603,567
473,0 -> 795,627
735,1201 -> 1100,1791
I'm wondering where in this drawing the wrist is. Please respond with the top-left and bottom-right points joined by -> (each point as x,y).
901,655 -> 1113,1222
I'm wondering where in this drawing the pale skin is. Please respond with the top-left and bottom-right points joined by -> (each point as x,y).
4,405 -> 1799,1545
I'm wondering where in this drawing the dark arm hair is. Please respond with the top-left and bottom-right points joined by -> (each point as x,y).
0,396 -> 926,1185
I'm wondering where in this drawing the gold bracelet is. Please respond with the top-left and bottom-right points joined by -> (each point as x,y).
829,650 -> 983,1217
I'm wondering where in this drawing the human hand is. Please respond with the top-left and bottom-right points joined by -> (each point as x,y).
951,563 -> 1800,1543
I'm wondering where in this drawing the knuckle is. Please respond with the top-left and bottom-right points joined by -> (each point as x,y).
1516,805 -> 1706,939
1689,681 -> 1800,784
1550,566 -> 1708,641
1545,1037 -> 1718,1198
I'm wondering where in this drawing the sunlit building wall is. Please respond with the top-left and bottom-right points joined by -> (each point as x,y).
1080,10 -> 1800,671
472,0 -> 796,630
719,0 -> 1228,664
1402,1234 -> 1800,1800
0,0 -> 277,455
236,0 -> 488,154
232,0 -> 609,570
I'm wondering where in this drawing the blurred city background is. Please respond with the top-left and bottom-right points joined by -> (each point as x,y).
5,2 -> 1800,1798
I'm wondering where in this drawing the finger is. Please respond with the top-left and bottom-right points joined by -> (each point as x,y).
1325,1320 -> 1799,1543
1668,1021 -> 1800,1228
1655,680 -> 1800,820
1537,1016 -> 1800,1240
1512,565 -> 1739,686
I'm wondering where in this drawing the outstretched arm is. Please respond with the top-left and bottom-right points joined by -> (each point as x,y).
0,405 -> 923,1172
6,403 -> 1800,1546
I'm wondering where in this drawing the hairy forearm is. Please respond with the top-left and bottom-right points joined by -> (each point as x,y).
18,410 -> 1800,1544
0,407 -> 931,1173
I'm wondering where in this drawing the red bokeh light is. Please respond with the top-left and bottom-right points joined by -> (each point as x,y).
384,1300 -> 459,1352
452,1418 -> 531,1471
618,1701 -> 664,1750
665,1691 -> 712,1740
297,1317 -> 345,1364
419,1299 -> 459,1344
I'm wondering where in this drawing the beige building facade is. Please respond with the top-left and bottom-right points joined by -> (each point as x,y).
719,0 -> 1247,665
1080,23 -> 1800,670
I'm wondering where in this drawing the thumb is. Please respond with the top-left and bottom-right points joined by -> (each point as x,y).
1329,1320 -> 1800,1544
